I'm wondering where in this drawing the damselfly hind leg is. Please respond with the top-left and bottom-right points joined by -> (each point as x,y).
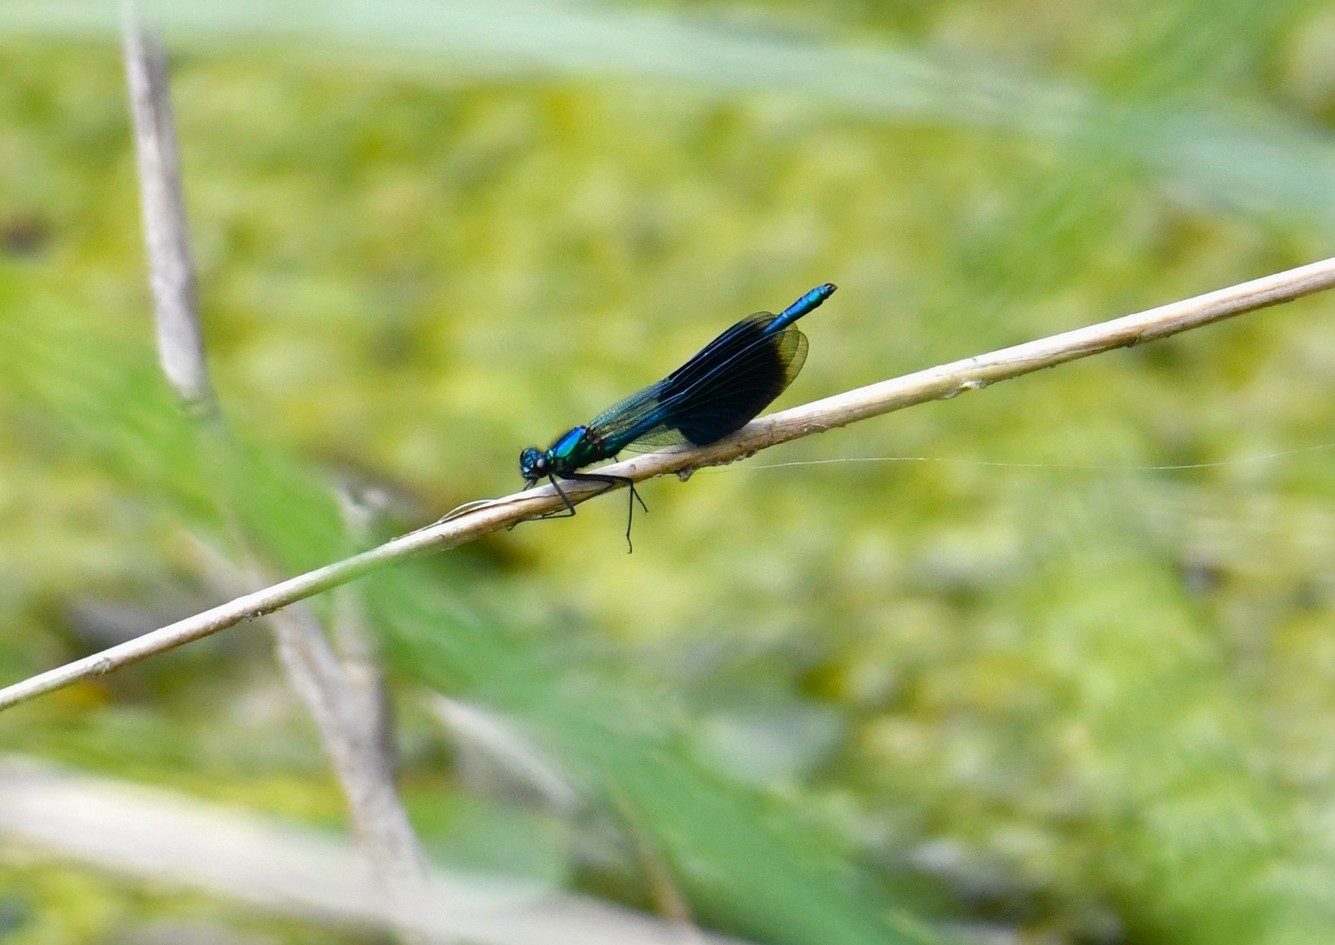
564,472 -> 648,553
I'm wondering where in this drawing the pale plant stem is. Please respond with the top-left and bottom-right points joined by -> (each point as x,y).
3,255 -> 1335,713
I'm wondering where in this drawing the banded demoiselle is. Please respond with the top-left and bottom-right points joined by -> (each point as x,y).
519,283 -> 836,549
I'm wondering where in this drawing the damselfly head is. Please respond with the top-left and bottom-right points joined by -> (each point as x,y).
519,447 -> 548,483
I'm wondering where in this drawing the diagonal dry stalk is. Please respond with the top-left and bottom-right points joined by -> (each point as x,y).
2,254 -> 1334,713
120,5 -> 427,908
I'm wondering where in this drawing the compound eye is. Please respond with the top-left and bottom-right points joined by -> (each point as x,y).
519,447 -> 545,479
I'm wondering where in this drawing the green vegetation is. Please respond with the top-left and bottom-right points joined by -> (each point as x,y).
3,1 -> 1335,942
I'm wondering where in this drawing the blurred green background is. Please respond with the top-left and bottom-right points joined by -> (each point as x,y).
3,0 -> 1335,943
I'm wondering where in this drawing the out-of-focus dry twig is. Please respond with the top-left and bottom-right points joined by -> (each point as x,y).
0,755 -> 756,945
120,3 -> 426,905
121,10 -> 213,417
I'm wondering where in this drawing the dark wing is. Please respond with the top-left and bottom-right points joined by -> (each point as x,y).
582,311 -> 809,455
651,312 -> 807,447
